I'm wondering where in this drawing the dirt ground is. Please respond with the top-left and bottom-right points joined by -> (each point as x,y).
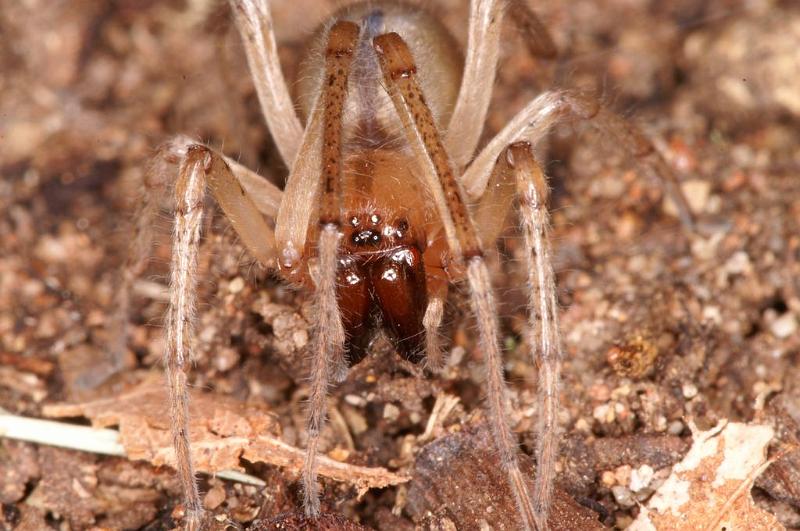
1,0 -> 799,529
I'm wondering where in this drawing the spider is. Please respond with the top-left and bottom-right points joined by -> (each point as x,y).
117,0 -> 694,528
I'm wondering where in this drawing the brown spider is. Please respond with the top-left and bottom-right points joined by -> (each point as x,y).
116,0 -> 694,528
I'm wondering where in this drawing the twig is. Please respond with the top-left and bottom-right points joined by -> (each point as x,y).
0,412 -> 266,486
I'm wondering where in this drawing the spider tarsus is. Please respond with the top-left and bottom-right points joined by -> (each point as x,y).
183,508 -> 206,531
302,433 -> 322,517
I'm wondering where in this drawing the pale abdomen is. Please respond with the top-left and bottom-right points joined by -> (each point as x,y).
295,1 -> 463,147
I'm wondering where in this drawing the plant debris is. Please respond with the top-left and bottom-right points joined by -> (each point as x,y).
630,420 -> 782,530
42,378 -> 409,492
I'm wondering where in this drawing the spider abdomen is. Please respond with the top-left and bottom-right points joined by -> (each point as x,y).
296,1 -> 463,145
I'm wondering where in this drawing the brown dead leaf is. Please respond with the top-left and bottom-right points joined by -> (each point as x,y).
43,376 -> 409,491
630,420 -> 783,531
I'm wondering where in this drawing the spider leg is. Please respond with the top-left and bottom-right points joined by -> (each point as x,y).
422,294 -> 446,371
510,144 -> 561,528
462,90 -> 696,228
476,142 -> 562,528
302,20 -> 360,518
112,138 -> 279,528
374,33 -> 539,531
445,0 -> 505,171
507,0 -> 558,60
107,141 -> 178,382
165,146 -> 207,529
172,144 -> 280,528
273,99 -> 324,274
229,0 -> 303,166
226,152 -> 282,218
110,136 -> 280,369
445,0 -> 556,170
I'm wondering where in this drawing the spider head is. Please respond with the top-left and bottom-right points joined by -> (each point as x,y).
346,211 -> 411,250
340,149 -> 428,255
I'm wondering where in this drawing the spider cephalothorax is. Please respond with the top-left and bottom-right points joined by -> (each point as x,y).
335,152 -> 433,366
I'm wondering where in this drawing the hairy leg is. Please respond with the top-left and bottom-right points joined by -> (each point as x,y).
107,142 -> 179,383
422,296 -> 446,371
507,0 -> 558,60
165,146 -> 207,528
461,90 -> 695,228
374,32 -> 539,531
302,20 -> 360,517
170,145 -> 279,527
110,137 -> 280,371
444,0 -> 505,171
229,0 -> 303,166
112,139 -> 278,528
230,0 -> 336,276
445,0 -> 556,171
510,144 -> 561,527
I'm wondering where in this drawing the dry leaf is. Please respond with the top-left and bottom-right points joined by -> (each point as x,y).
43,377 -> 409,492
629,420 -> 782,531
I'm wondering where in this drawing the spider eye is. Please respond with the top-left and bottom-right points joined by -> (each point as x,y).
350,216 -> 360,227
370,214 -> 381,225
352,229 -> 381,246
396,219 -> 409,232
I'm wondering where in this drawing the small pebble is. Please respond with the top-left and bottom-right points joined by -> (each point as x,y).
593,404 -> 614,423
228,277 -> 245,294
629,464 -> 654,492
328,447 -> 350,462
667,420 -> 685,435
725,251 -> 752,275
614,465 -> 632,486
682,383 -> 698,399
664,179 -> 711,216
611,485 -> 635,508
611,385 -> 631,399
383,403 -> 400,422
702,305 -> 722,325
588,383 -> 611,402
214,347 -> 239,372
682,179 -> 712,213
691,232 -> 723,261
770,312 -> 797,339
344,394 -> 367,407
291,329 -> 309,348
203,486 -> 226,510
341,405 -> 368,435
